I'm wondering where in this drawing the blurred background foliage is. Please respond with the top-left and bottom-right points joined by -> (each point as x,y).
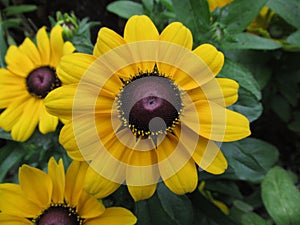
0,0 -> 300,225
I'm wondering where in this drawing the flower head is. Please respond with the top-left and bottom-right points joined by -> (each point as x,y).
0,25 -> 75,141
0,157 -> 137,225
45,15 -> 250,201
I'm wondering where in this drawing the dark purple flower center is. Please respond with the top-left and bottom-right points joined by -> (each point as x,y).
117,68 -> 182,138
26,66 -> 61,98
35,205 -> 83,225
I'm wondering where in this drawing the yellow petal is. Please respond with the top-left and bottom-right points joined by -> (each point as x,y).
19,37 -> 41,66
208,0 -> 232,11
63,41 -> 76,55
127,184 -> 157,202
187,78 -> 239,106
193,44 -> 224,76
38,104 -> 59,134
11,97 -> 41,141
77,191 -> 105,218
47,158 -> 65,203
124,15 -> 159,42
49,25 -> 64,67
19,165 -> 52,208
84,167 -> 120,199
0,183 -> 41,217
93,27 -> 126,57
57,53 -> 96,84
160,22 -> 193,49
5,45 -> 36,77
65,160 -> 88,207
85,207 -> 137,225
36,26 -> 50,65
0,214 -> 33,225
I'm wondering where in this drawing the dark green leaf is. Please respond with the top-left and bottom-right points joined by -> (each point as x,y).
107,1 -> 144,19
4,5 -> 37,16
205,180 -> 243,199
267,0 -> 300,29
220,0 -> 268,33
288,111 -> 300,132
171,0 -> 210,43
262,166 -> 300,225
241,212 -> 270,225
0,24 -> 7,68
221,33 -> 282,50
220,138 -> 279,183
286,30 -> 300,48
0,128 -> 12,140
219,59 -> 261,100
271,94 -> 292,123
142,0 -> 154,12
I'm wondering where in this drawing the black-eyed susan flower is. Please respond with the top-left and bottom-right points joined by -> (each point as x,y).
0,157 -> 137,225
45,15 -> 250,201
0,25 -> 75,142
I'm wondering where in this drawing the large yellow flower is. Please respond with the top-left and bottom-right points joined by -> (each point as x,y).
0,158 -> 137,225
0,25 -> 75,142
45,15 -> 250,201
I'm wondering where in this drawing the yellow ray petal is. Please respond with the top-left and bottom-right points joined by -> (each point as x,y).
124,15 -> 159,42
77,191 -> 105,218
19,37 -> 41,66
63,41 -> 76,55
11,97 -> 41,141
5,45 -> 36,77
0,214 -> 33,225
93,27 -> 126,57
0,183 -> 41,217
49,25 -> 64,67
160,22 -> 193,49
208,0 -> 232,11
127,184 -> 157,202
65,160 -> 88,207
38,104 -> 59,134
36,26 -> 50,65
19,165 -> 52,208
47,158 -> 65,203
85,207 -> 137,225
193,44 -> 224,76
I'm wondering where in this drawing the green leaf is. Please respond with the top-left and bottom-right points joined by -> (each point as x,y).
0,128 -> 12,140
107,1 -> 144,19
230,88 -> 263,122
267,0 -> 300,29
219,59 -> 261,100
205,180 -> 243,199
221,33 -> 282,50
4,5 -> 37,16
135,183 -> 193,225
241,212 -> 270,225
262,166 -> 300,225
286,30 -> 300,48
271,94 -> 292,123
171,0 -> 210,43
142,0 -> 154,12
288,111 -> 300,132
220,138 -> 279,183
220,0 -> 268,33
0,24 -> 7,68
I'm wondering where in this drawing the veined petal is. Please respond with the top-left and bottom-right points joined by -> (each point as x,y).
11,97 -> 41,142
124,15 -> 159,42
19,165 -> 52,208
0,214 -> 33,225
57,53 -> 96,84
0,183 -> 41,217
49,25 -> 64,67
65,160 -> 88,207
127,184 -> 157,202
38,104 -> 59,134
36,26 -> 50,65
193,44 -> 224,76
5,45 -> 36,77
47,158 -> 65,203
93,27 -> 126,57
77,191 -> 105,218
19,37 -> 41,66
160,22 -> 193,49
85,207 -> 137,225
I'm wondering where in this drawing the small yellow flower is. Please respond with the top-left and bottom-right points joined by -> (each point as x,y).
45,15 -> 250,201
0,157 -> 137,225
208,0 -> 233,11
0,25 -> 75,142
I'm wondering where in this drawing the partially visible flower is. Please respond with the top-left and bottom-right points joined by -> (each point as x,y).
208,0 -> 233,11
0,25 -> 75,141
0,157 -> 137,225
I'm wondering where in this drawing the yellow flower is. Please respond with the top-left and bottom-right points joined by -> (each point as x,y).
0,157 -> 137,225
208,0 -> 233,11
45,15 -> 250,201
0,25 -> 75,142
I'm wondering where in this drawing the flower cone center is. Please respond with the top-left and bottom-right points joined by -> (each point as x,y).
36,206 -> 82,225
118,73 -> 182,137
26,66 -> 61,98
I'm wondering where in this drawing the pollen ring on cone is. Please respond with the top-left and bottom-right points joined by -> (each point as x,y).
72,41 -> 226,186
